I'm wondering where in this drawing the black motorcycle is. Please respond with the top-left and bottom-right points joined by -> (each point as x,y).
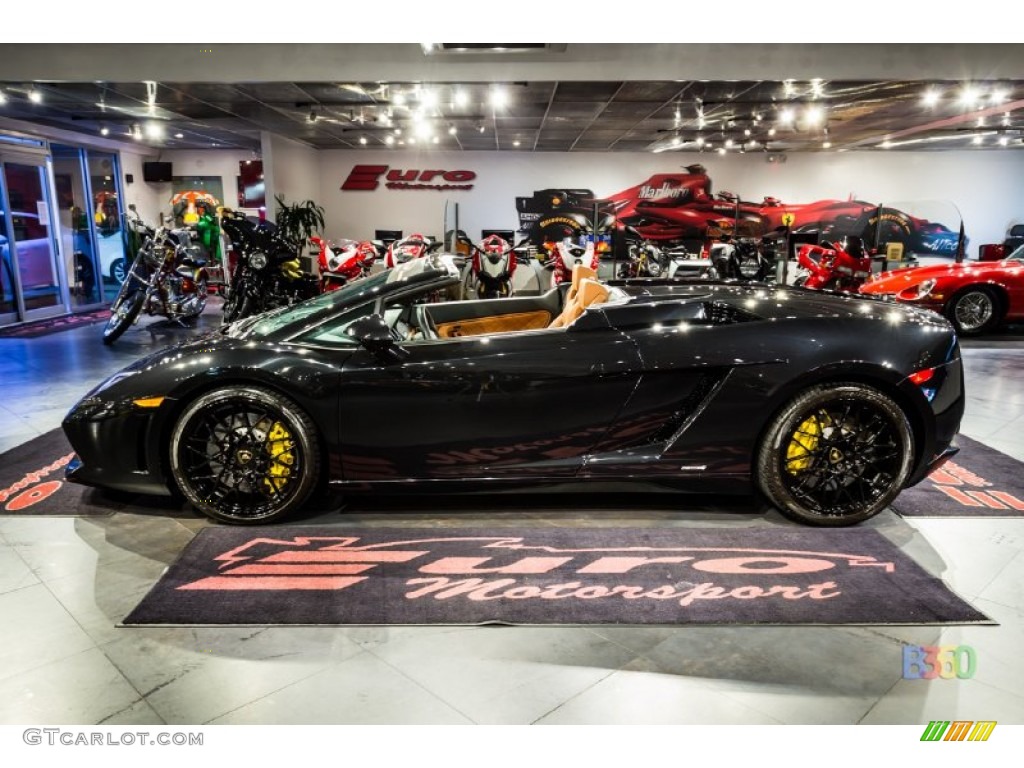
102,208 -> 209,344
711,236 -> 775,282
220,210 -> 319,323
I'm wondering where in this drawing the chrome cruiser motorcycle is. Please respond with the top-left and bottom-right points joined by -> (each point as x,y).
101,207 -> 209,344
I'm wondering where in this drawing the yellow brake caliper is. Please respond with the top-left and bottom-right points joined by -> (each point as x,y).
786,412 -> 830,475
263,421 -> 296,492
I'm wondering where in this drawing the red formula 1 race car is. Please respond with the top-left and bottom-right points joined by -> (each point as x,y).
859,244 -> 1024,335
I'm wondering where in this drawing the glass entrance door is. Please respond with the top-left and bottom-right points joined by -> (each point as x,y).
0,155 -> 65,321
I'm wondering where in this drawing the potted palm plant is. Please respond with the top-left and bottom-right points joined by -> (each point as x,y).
273,195 -> 326,261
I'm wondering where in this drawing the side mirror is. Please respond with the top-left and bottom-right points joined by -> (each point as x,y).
346,314 -> 406,361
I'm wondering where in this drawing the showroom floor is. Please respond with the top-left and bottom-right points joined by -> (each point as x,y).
0,304 -> 1023,725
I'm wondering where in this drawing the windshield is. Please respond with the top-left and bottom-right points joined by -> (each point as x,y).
1006,243 -> 1024,263
246,271 -> 391,338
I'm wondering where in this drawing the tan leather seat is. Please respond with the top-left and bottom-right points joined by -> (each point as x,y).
549,275 -> 610,328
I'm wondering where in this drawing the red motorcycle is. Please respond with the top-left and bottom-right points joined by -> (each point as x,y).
384,233 -> 433,268
465,233 -> 521,298
311,236 -> 379,291
796,236 -> 873,292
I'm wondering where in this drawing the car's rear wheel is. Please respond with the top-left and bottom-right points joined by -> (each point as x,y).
756,383 -> 913,526
946,286 -> 1000,336
169,386 -> 320,524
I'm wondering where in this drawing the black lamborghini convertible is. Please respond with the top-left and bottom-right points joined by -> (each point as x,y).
63,256 -> 964,526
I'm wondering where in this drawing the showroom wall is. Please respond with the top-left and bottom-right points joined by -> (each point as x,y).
312,149 -> 1024,248
263,131 -> 319,212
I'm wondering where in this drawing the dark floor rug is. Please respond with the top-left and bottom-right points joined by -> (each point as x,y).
892,435 -> 1024,518
0,309 -> 111,339
0,428 -> 118,516
122,526 -> 990,627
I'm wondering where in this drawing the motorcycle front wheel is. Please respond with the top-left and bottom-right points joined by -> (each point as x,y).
102,283 -> 146,344
221,280 -> 246,323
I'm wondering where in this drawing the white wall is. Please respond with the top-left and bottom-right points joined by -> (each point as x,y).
311,149 -> 1024,249
263,132 -> 320,223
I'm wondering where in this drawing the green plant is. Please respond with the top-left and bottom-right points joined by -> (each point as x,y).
274,195 -> 325,255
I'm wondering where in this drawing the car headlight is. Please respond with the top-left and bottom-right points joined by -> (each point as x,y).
899,279 -> 937,301
91,370 -> 140,396
249,252 -> 269,270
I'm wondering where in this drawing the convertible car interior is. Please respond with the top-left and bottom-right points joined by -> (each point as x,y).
414,265 -> 617,340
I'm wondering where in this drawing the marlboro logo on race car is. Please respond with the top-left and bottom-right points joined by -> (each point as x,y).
341,165 -> 476,192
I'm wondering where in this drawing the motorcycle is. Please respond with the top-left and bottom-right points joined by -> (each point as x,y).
311,235 -> 379,291
711,236 -> 775,281
101,206 -> 209,344
617,238 -> 664,279
384,233 -> 434,268
219,210 -> 320,322
544,233 -> 605,287
461,233 -> 528,299
795,236 -> 873,292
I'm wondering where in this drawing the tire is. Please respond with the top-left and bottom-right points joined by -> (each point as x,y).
169,386 -> 321,524
101,284 -> 145,345
855,207 -> 913,251
110,258 -> 127,284
946,286 -> 1001,336
756,383 -> 914,526
221,281 -> 246,323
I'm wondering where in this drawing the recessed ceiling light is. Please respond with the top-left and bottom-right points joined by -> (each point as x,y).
991,89 -> 1009,104
717,147 -> 726,155
513,139 -> 521,147
359,136 -> 367,145
385,135 -> 395,146
0,91 -> 7,105
393,92 -> 406,107
804,105 -> 824,126
448,125 -> 457,135
100,127 -> 109,136
744,129 -> 751,136
145,122 -> 164,139
959,86 -> 981,108
922,89 -> 941,107
810,78 -> 825,98
28,89 -> 42,104
174,132 -> 184,139
822,141 -> 832,149
778,108 -> 795,125
432,136 -> 439,144
419,89 -> 437,110
725,139 -> 734,148
973,135 -> 983,145
768,127 -> 776,136
478,124 -> 486,133
999,135 -> 1009,146
490,87 -> 508,109
454,89 -> 469,108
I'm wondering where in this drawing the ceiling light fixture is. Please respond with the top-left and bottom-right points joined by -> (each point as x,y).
28,88 -> 42,104
822,141 -> 832,149
779,108 -> 795,125
695,136 -> 705,147
478,124 -> 486,133
393,92 -> 406,107
308,108 -> 317,123
768,127 -> 777,136
804,105 -> 824,126
100,127 -> 109,136
432,136 -> 439,144
144,122 -> 164,139
385,135 -> 395,146
717,147 -> 726,155
959,86 -> 981,108
783,80 -> 796,97
744,128 -> 751,136
513,139 -> 521,147
359,136 -> 367,145
419,89 -> 437,110
454,89 -> 469,108
490,87 -> 508,109
999,135 -> 1009,146
174,132 -> 184,139
0,91 -> 7,105
448,125 -> 457,135
922,89 -> 941,107
810,78 -> 825,98
973,135 -> 983,145
991,89 -> 1009,104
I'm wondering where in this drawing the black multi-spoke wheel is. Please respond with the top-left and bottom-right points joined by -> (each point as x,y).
169,387 -> 320,524
757,383 -> 913,526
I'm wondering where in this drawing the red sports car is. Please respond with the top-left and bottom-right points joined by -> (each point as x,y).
859,245 -> 1024,335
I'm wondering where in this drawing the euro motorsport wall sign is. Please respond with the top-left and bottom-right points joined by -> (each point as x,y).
341,164 -> 476,191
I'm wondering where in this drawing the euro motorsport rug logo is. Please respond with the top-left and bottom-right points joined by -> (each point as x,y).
122,527 -> 990,626
920,721 -> 996,741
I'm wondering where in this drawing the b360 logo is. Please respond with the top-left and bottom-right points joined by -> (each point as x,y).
903,644 -> 977,680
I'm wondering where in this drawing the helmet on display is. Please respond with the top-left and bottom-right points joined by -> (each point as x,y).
841,236 -> 864,258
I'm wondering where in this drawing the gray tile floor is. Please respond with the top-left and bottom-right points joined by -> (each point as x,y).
1,306 -> 1023,725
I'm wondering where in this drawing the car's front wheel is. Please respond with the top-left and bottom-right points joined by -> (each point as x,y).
946,286 -> 1001,336
169,386 -> 321,524
756,383 -> 913,526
